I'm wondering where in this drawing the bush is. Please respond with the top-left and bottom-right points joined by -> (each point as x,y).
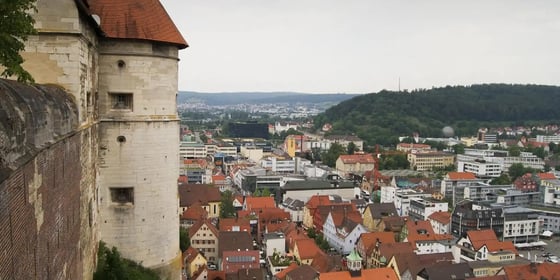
94,241 -> 159,280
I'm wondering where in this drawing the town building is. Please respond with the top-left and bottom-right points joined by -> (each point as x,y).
396,143 -> 432,153
408,198 -> 449,221
453,229 -> 516,262
400,220 -> 455,255
189,220 -> 220,262
457,159 -> 502,178
218,231 -> 254,271
181,203 -> 209,228
440,172 -> 485,206
263,232 -> 287,258
502,206 -> 542,244
428,211 -> 451,235
407,152 -> 455,171
335,154 -> 375,177
393,189 -> 432,216
280,197 -> 305,223
302,195 -> 344,229
323,212 -> 369,254
261,157 -> 296,174
527,206 -> 560,234
183,246 -> 207,278
179,184 -> 222,218
362,203 -> 399,232
451,200 -> 504,238
180,141 -> 207,159
280,177 -> 356,204
356,232 -> 396,268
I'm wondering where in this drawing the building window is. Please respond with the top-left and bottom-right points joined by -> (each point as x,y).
110,187 -> 134,205
110,93 -> 133,110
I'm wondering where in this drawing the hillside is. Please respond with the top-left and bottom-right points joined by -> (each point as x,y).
313,84 -> 560,147
177,91 -> 360,106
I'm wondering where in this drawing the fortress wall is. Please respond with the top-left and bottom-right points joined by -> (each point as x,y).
0,80 -> 98,280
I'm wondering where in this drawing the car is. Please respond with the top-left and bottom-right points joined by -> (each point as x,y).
542,252 -> 552,257
207,263 -> 217,270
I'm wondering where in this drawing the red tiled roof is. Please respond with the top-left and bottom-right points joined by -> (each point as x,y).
466,229 -> 517,254
88,0 -> 188,48
183,246 -> 204,264
397,143 -> 431,149
274,262 -> 299,280
295,239 -> 322,260
188,219 -> 219,239
219,217 -> 251,232
207,270 -> 226,280
178,175 -> 188,183
305,195 -> 335,209
446,172 -> 477,180
245,196 -> 276,210
181,202 -> 208,220
338,154 -> 375,164
538,172 -> 557,180
183,159 -> 208,168
503,263 -> 560,280
428,211 -> 451,225
319,267 -> 399,280
358,232 -> 396,255
405,220 -> 453,247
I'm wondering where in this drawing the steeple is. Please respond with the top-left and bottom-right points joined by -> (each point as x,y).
346,249 -> 363,277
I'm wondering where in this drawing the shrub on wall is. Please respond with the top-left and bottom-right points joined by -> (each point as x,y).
93,241 -> 159,280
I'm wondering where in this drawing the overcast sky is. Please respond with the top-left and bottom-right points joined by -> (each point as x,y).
160,0 -> 560,94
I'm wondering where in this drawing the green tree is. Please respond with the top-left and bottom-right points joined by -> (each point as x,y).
490,173 -> 511,185
260,188 -> 271,197
321,143 -> 345,167
508,146 -> 521,157
94,241 -> 159,280
307,227 -> 317,239
179,228 -> 190,252
452,144 -> 465,154
0,0 -> 37,83
220,190 -> 236,218
347,142 -> 357,155
507,163 -> 536,181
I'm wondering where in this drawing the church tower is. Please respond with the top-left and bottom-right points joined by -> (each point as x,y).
346,249 -> 363,277
90,1 -> 187,278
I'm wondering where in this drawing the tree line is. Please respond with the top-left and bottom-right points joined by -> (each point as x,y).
314,84 -> 560,148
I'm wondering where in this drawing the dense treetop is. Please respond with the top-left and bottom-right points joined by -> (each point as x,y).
314,84 -> 560,147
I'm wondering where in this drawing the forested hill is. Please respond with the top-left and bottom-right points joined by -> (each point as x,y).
313,84 -> 560,147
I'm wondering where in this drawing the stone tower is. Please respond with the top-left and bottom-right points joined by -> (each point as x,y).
12,0 -> 188,279
89,0 -> 188,278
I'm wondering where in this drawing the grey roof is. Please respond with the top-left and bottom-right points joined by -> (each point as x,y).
219,231 -> 253,257
419,262 -> 473,280
367,203 -> 398,219
282,179 -> 354,191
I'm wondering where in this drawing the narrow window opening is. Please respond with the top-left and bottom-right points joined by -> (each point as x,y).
110,187 -> 134,205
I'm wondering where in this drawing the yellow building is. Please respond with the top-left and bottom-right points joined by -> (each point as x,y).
362,203 -> 398,232
407,152 -> 455,171
293,239 -> 321,265
336,154 -> 375,176
183,246 -> 207,278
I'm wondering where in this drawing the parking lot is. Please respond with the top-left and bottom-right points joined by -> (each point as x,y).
518,236 -> 560,263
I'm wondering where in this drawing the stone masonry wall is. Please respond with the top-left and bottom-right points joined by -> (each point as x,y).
0,79 -> 98,280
